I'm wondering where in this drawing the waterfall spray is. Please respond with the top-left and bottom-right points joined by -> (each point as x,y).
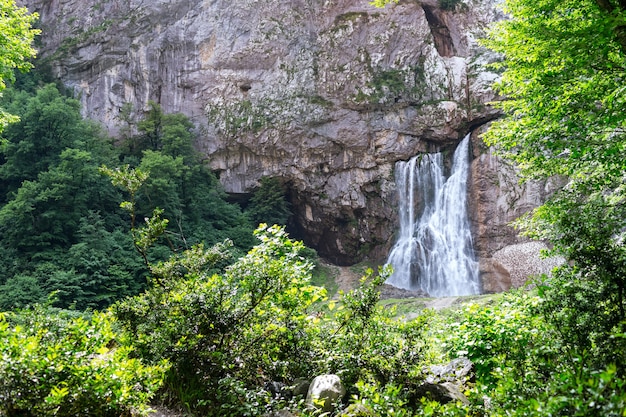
385,134 -> 480,297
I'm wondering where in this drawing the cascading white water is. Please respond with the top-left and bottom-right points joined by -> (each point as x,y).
385,134 -> 480,297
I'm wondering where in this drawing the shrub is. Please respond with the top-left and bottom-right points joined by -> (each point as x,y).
0,306 -> 167,417
113,225 -> 326,415
441,292 -> 626,416
317,268 -> 436,391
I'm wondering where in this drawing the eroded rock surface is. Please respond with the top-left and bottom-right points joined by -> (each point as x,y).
19,0 -> 553,289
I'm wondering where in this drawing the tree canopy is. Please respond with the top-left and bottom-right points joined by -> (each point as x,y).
483,0 -> 626,180
0,80 -> 258,310
0,0 -> 39,130
482,0 -> 626,372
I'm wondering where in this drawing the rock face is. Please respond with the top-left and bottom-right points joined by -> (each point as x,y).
469,128 -> 564,290
19,0 -> 554,289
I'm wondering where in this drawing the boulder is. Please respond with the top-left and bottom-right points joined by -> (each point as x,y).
306,374 -> 346,413
479,258 -> 512,293
426,357 -> 474,384
413,357 -> 473,406
415,382 -> 470,405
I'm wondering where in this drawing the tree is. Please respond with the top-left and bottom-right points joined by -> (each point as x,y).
246,176 -> 292,227
479,0 -> 626,370
0,84 -> 101,197
482,0 -> 626,181
0,0 -> 39,130
114,104 -> 258,253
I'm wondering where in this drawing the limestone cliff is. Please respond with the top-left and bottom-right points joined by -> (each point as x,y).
19,0 -> 552,290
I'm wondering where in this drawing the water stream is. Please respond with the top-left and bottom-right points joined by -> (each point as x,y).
385,134 -> 480,297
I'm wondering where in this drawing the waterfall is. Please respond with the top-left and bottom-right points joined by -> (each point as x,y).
385,134 -> 480,297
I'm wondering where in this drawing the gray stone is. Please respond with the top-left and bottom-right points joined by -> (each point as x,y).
479,258 -> 512,293
290,378 -> 310,398
306,374 -> 346,413
426,357 -> 474,384
415,382 -> 469,405
415,358 -> 473,406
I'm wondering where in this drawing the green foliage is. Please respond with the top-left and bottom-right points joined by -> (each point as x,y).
439,0 -> 463,11
0,274 -> 45,310
371,0 -> 463,12
480,1 -> 626,311
113,225 -> 326,415
0,79 -> 257,310
312,267 -> 438,413
516,178 -> 626,369
246,176 -> 292,227
482,0 -> 626,180
444,293 -> 557,390
0,83 -> 150,310
113,102 -> 257,254
350,381 -> 411,417
110,226 -> 443,416
0,0 -> 39,130
0,306 -> 167,417
123,100 -> 197,161
439,293 -> 626,417
478,1 -> 626,410
1,85 -> 97,194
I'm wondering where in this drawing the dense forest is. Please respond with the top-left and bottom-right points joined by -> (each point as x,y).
0,75 -> 297,311
2,0 -> 626,416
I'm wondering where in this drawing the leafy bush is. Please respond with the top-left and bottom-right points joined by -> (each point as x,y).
110,220 -> 446,416
443,293 -> 556,389
441,292 -> 626,417
317,268 -> 435,391
113,225 -> 326,415
0,306 -> 167,417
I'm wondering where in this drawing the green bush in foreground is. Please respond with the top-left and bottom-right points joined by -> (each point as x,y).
113,224 -> 326,415
0,306 -> 167,417
440,292 -> 626,417
113,224 -> 440,416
